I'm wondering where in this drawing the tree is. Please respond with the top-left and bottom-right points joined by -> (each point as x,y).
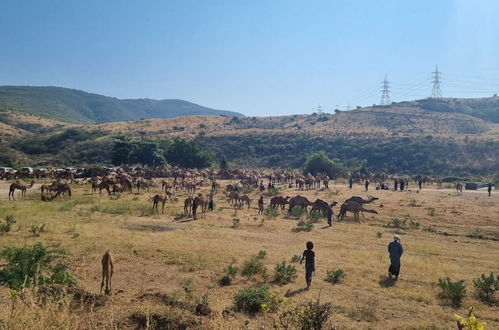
129,141 -> 165,167
165,137 -> 213,169
303,152 -> 346,178
220,155 -> 229,170
111,136 -> 133,166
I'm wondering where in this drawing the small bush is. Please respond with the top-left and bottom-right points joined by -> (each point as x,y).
292,220 -> 313,232
438,277 -> 466,307
218,275 -> 232,286
234,285 -> 272,314
290,254 -> 301,263
428,207 -> 436,217
264,207 -> 279,219
325,269 -> 346,284
226,263 -> 238,277
295,298 -> 333,330
242,253 -> 267,278
376,232 -> 383,239
273,261 -> 297,285
308,210 -> 322,223
0,215 -> 16,235
467,229 -> 485,239
243,186 -> 253,194
290,206 -> 305,218
181,277 -> 194,298
409,220 -> 421,229
232,218 -> 240,227
30,224 -> 46,237
473,272 -> 499,302
455,307 -> 486,330
384,218 -> 407,229
0,243 -> 75,290
257,250 -> 267,259
267,186 -> 281,196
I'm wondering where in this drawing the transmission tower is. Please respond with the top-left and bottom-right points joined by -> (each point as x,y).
316,104 -> 323,114
380,75 -> 391,105
431,65 -> 443,98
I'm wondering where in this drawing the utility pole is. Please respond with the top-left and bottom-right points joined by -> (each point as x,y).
316,104 -> 323,115
431,65 -> 443,98
380,75 -> 391,105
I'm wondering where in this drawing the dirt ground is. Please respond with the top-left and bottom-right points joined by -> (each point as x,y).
0,179 -> 498,329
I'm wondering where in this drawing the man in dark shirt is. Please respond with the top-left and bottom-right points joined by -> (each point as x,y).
326,204 -> 333,226
349,178 -> 353,189
488,182 -> 493,196
365,179 -> 369,191
300,241 -> 315,289
388,235 -> 404,280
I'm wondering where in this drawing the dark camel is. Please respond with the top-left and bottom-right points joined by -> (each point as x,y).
152,194 -> 168,213
344,196 -> 379,205
192,193 -> 207,220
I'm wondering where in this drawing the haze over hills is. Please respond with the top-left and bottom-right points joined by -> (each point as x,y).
0,86 -> 243,124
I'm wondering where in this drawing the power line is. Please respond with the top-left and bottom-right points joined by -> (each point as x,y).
431,65 -> 443,98
380,75 -> 391,105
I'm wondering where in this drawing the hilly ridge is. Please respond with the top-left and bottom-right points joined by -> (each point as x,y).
0,86 -> 243,124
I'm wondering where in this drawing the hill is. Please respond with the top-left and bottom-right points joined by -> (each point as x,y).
0,86 -> 243,124
2,95 -> 499,177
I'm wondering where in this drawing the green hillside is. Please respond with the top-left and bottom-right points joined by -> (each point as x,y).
0,86 -> 243,123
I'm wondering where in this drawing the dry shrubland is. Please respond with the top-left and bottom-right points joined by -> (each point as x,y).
0,180 -> 498,329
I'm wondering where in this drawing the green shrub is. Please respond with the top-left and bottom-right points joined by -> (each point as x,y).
473,272 -> 499,302
273,261 -> 297,285
325,269 -> 346,284
264,207 -> 280,219
30,224 -> 46,237
292,220 -> 314,232
438,278 -> 466,307
234,285 -> 272,314
295,298 -> 333,330
218,275 -> 232,286
0,243 -> 75,290
267,186 -> 281,196
0,215 -> 16,235
226,263 -> 238,277
290,254 -> 301,263
290,206 -> 305,218
181,277 -> 194,298
409,220 -> 421,229
308,210 -> 322,223
376,232 -> 383,239
242,252 -> 267,278
467,229 -> 485,239
232,217 -> 240,227
384,218 -> 407,229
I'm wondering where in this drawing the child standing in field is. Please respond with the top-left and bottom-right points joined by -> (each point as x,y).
258,196 -> 264,214
300,241 -> 315,289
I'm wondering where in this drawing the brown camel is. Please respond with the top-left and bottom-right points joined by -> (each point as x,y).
288,195 -> 312,213
226,191 -> 240,205
239,195 -> 251,209
184,197 -> 193,216
344,196 -> 379,205
8,180 -> 35,200
100,250 -> 114,295
192,193 -> 207,220
152,194 -> 168,213
338,201 -> 378,223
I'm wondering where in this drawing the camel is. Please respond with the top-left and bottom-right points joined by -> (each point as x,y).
152,194 -> 168,213
100,250 -> 114,295
8,180 -> 35,200
288,195 -> 312,213
239,195 -> 251,209
184,197 -> 193,216
192,193 -> 207,220
338,201 -> 378,223
310,199 -> 338,215
270,196 -> 290,211
226,191 -> 240,206
345,196 -> 379,205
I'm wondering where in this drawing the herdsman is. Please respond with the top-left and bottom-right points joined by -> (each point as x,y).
388,235 -> 404,280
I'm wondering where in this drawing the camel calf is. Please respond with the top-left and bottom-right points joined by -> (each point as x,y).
100,250 -> 114,295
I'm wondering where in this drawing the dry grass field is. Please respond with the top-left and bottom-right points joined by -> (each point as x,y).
0,180 -> 498,329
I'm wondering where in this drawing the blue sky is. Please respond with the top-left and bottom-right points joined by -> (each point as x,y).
1,0 -> 499,116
